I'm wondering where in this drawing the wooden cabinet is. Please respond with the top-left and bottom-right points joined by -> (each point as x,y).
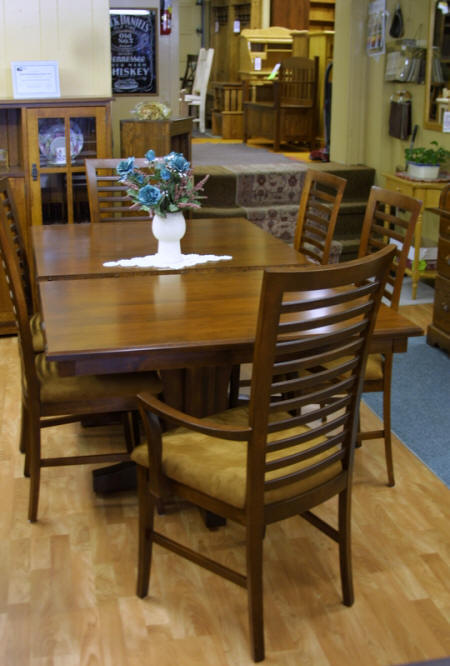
382,172 -> 450,300
427,185 -> 450,352
0,98 -> 112,227
120,117 -> 193,161
0,97 -> 112,334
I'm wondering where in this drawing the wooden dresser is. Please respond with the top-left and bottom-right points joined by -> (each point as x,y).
427,184 -> 450,352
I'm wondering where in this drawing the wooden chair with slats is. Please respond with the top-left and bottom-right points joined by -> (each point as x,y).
357,186 -> 422,486
293,169 -> 347,264
130,245 -> 395,662
0,204 -> 163,522
85,158 -> 151,223
0,179 -> 45,355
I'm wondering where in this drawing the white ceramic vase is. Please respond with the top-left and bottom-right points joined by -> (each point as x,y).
152,211 -> 186,262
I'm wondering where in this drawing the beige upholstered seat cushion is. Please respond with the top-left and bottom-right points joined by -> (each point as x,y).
30,312 -> 45,353
364,353 -> 384,381
132,406 -> 342,509
317,353 -> 384,382
35,353 -> 162,404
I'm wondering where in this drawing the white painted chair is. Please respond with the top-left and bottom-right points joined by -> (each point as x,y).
181,48 -> 214,134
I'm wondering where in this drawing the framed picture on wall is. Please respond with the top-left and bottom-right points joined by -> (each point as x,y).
110,9 -> 157,94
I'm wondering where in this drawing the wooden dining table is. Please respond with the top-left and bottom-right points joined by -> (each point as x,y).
34,218 -> 423,416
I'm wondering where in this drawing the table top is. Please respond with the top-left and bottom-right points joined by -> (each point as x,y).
32,217 -> 307,281
39,270 -> 423,377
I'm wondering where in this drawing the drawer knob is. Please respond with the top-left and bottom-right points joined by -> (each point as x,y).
442,303 -> 449,312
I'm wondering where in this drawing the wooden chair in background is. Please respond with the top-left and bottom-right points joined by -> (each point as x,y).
357,186 -> 422,486
294,169 -> 347,264
85,158 -> 150,223
130,246 -> 395,661
0,205 -> 162,522
180,47 -> 214,134
243,56 -> 319,152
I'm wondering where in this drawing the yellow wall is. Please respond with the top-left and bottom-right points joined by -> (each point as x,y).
0,0 -> 111,97
0,0 -> 180,157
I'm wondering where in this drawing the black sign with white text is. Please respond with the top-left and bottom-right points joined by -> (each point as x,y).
110,10 -> 157,94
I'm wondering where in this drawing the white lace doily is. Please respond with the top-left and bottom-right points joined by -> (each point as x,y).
103,253 -> 233,270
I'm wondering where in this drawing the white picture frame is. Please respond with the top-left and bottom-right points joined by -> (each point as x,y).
11,60 -> 60,99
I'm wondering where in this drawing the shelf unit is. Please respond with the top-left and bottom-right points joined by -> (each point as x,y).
239,27 -> 293,80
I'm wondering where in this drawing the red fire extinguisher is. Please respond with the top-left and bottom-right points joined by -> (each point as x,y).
160,0 -> 172,35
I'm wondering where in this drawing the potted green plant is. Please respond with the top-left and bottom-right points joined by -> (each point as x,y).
405,140 -> 450,180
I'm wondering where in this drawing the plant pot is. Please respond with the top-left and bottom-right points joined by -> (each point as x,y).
407,162 -> 440,180
152,211 -> 186,262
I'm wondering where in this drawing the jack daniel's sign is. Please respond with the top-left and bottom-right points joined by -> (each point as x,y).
110,10 -> 157,94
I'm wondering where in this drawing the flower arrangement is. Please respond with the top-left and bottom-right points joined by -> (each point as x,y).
130,101 -> 171,120
116,150 -> 209,218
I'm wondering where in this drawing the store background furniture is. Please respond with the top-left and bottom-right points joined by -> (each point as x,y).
243,56 -> 319,151
382,171 -> 450,299
120,117 -> 193,162
180,47 -> 214,134
427,184 -> 450,352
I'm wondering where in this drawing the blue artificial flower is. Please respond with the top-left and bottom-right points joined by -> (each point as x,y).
137,184 -> 162,207
159,166 -> 171,181
116,157 -> 135,180
166,152 -> 190,173
145,149 -> 156,162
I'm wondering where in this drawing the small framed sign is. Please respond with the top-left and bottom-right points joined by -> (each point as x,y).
11,61 -> 60,99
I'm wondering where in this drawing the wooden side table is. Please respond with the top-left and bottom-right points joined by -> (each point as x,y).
120,117 -> 193,162
382,172 -> 450,299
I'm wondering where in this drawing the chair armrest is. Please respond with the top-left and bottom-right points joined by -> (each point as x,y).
137,391 -> 251,440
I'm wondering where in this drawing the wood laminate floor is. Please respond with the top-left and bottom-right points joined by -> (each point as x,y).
1,304 -> 449,665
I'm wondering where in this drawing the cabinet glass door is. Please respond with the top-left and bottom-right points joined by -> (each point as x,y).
26,107 -> 109,225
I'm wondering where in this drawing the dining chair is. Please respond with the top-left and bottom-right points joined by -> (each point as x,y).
0,208 -> 163,522
130,245 -> 395,662
85,158 -> 151,223
0,180 -> 45,355
293,168 -> 347,264
357,185 -> 422,486
180,47 -> 214,133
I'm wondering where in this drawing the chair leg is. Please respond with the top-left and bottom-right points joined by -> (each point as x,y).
19,401 -> 27,454
382,354 -> 395,487
28,417 -> 41,523
136,466 -> 155,598
338,488 -> 354,607
246,521 -> 265,662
